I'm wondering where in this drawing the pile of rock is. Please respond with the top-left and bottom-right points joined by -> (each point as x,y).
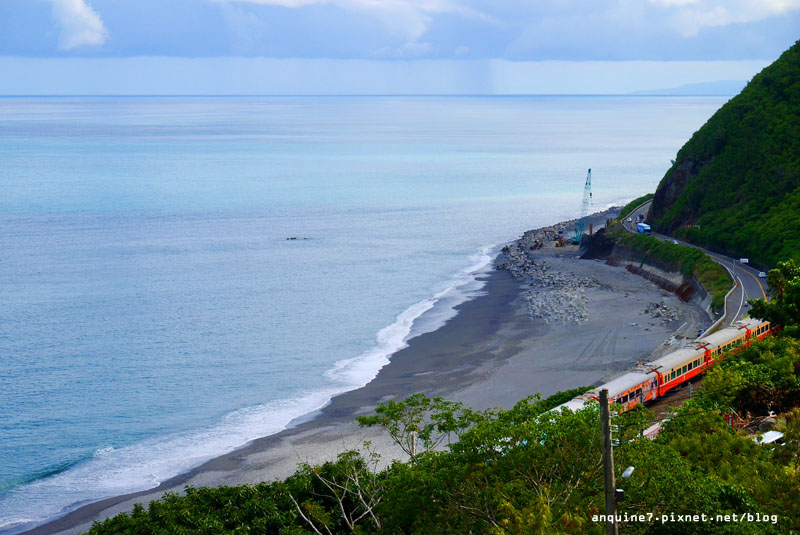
524,285 -> 590,324
644,301 -> 680,325
497,243 -> 601,324
497,242 -> 541,279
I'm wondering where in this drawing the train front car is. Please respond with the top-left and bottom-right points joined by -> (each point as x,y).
698,317 -> 772,362
651,318 -> 772,397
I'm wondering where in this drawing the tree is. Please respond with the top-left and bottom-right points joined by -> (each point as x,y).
289,448 -> 384,534
749,259 -> 800,335
355,393 -> 485,462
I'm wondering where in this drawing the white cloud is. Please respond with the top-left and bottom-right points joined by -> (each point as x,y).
50,0 -> 108,50
217,0 -> 490,47
649,0 -> 699,6
650,0 -> 800,36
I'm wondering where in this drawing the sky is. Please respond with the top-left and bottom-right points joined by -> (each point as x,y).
0,0 -> 798,94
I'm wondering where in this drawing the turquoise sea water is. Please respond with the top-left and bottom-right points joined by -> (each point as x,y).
0,96 -> 726,532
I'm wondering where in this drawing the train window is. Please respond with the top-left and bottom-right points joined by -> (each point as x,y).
688,361 -> 693,371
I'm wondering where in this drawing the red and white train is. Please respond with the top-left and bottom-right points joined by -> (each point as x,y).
556,317 -> 776,413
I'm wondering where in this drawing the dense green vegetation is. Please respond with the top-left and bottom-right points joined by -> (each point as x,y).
87,387 -> 798,535
697,335 -> 800,415
650,39 -> 800,267
750,259 -> 800,337
614,232 -> 730,310
618,193 -> 655,220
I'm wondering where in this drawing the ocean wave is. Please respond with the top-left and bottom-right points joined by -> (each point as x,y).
324,244 -> 496,387
0,390 -> 337,535
0,245 -> 499,535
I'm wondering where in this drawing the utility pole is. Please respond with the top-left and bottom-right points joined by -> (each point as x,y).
601,388 -> 619,535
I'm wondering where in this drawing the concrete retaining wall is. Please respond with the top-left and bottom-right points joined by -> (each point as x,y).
604,245 -> 719,323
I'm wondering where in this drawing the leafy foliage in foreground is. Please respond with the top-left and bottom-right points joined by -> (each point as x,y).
87,388 -> 798,535
697,336 -> 800,414
650,39 -> 800,267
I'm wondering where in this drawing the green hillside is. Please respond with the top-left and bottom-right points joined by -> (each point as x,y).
650,39 -> 800,267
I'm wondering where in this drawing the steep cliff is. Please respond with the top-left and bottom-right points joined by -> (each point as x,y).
650,39 -> 800,266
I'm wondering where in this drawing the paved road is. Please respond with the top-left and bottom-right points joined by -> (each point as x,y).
621,200 -> 769,325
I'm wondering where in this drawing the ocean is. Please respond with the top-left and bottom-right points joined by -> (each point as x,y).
0,95 -> 726,532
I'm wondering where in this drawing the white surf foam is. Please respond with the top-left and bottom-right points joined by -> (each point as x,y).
0,245 -> 499,535
324,244 -> 497,387
0,390 -> 344,534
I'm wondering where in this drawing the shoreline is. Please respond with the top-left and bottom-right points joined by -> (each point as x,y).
19,269 -> 525,535
20,208 -> 711,535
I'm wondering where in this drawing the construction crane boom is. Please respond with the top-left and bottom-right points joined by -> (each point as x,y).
571,169 -> 593,244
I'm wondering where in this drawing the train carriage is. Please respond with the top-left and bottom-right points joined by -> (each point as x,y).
554,318 -> 775,414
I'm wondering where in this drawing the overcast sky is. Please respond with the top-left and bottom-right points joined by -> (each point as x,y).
1,0 -> 798,94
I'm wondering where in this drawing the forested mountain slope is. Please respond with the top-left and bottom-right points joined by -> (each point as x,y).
650,39 -> 800,267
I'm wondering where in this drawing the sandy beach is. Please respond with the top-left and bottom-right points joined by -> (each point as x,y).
24,211 -> 712,535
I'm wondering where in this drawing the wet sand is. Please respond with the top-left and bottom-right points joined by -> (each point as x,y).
24,236 -> 710,535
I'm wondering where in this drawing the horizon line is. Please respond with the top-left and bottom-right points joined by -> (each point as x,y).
0,93 -> 739,98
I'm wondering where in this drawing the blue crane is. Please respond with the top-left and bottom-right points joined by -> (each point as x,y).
571,169 -> 593,244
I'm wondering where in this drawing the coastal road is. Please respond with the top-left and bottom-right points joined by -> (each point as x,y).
622,201 -> 769,325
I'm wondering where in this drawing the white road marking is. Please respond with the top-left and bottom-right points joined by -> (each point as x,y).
732,277 -> 745,325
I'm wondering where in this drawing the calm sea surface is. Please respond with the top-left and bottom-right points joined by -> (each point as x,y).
0,96 -> 726,531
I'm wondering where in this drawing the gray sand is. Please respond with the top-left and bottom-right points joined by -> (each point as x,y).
25,243 -> 709,535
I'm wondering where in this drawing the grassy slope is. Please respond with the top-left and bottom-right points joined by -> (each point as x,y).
616,193 -> 654,221
613,230 -> 730,310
